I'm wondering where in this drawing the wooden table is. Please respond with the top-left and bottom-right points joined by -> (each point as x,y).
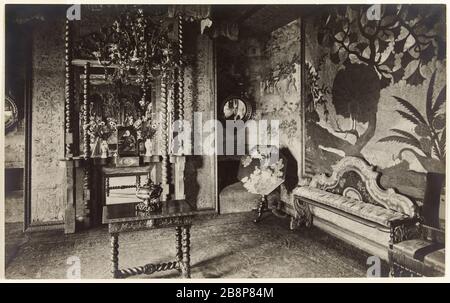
102,199 -> 202,279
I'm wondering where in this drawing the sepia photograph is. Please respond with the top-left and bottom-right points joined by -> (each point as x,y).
2,1 -> 447,283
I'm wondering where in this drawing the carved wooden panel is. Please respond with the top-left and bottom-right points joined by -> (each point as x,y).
108,216 -> 192,233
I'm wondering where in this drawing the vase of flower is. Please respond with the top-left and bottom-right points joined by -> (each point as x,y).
100,139 -> 109,158
135,116 -> 157,156
87,117 -> 117,158
91,137 -> 101,157
144,138 -> 152,157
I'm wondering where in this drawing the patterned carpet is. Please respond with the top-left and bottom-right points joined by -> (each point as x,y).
5,212 -> 383,279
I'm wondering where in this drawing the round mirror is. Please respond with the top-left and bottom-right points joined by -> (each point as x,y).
5,94 -> 18,133
220,96 -> 253,122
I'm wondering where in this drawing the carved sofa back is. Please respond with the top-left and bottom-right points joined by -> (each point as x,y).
308,156 -> 417,218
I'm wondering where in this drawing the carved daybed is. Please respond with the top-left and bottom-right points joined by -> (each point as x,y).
288,156 -> 420,261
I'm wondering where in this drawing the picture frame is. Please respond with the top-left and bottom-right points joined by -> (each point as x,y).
117,126 -> 138,156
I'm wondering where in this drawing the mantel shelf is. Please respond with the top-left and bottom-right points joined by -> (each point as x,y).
78,73 -> 141,85
60,154 -> 187,166
71,59 -> 119,68
71,59 -> 166,71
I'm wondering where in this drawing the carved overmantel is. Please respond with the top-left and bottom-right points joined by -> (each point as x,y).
61,7 -> 191,232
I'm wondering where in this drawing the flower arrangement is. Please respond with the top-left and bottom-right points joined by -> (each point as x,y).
87,116 -> 117,141
110,9 -> 180,83
125,99 -> 158,141
241,156 -> 285,196
77,8 -> 181,84
134,118 -> 157,140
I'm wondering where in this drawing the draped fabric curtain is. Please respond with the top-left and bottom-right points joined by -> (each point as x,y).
167,5 -> 211,20
167,5 -> 239,41
209,23 -> 239,41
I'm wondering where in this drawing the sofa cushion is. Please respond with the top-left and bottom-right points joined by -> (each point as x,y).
424,248 -> 445,273
392,239 -> 441,260
391,240 -> 445,275
295,186 -> 408,227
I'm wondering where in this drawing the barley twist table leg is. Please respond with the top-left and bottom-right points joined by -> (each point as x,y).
181,225 -> 191,278
175,226 -> 182,271
111,233 -> 119,278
